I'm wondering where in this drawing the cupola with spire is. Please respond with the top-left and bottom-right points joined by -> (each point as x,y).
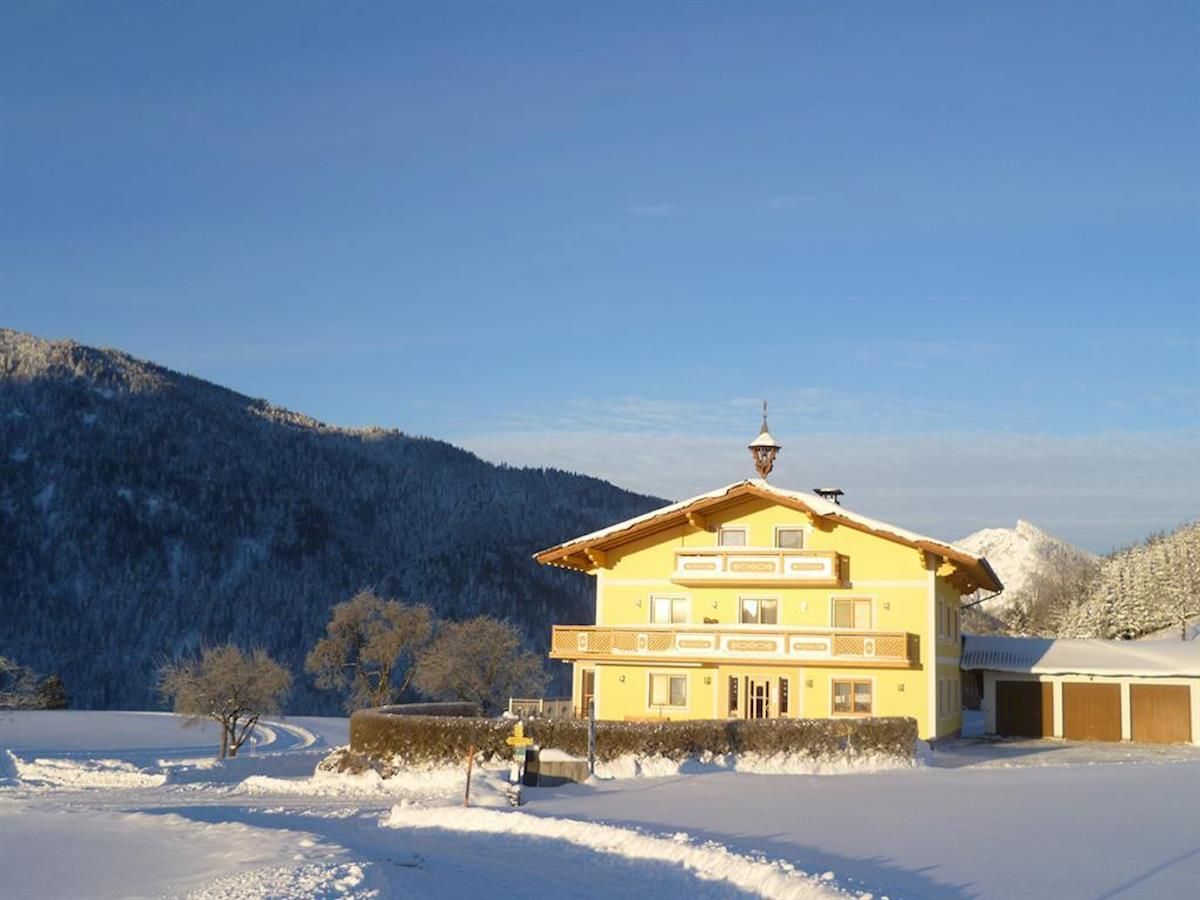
748,401 -> 782,479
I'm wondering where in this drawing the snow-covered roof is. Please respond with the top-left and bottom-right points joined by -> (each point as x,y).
534,479 -> 1003,592
961,634 -> 1200,678
748,430 -> 780,448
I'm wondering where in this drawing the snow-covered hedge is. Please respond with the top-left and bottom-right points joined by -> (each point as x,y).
372,702 -> 481,718
350,711 -> 917,764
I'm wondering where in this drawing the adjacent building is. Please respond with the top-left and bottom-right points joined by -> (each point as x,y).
963,634 -> 1200,745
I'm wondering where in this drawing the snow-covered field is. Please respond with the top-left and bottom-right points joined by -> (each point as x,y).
3,711 -> 1200,899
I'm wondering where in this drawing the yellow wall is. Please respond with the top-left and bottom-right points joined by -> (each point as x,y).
564,495 -> 972,739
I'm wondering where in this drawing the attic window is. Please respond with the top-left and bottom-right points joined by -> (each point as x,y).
775,527 -> 805,549
718,526 -> 747,547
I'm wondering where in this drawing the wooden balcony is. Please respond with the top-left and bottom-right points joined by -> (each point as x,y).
550,625 -> 918,668
671,548 -> 846,587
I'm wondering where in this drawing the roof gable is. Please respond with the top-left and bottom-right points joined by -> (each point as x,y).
533,479 -> 1003,593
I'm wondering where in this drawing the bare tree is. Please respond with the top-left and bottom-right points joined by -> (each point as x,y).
412,616 -> 546,715
158,645 -> 291,758
305,590 -> 434,711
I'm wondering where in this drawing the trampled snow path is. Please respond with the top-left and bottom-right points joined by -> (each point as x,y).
385,806 -> 849,899
5,711 -> 1200,899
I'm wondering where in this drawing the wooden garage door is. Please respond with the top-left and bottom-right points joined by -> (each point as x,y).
1062,683 -> 1122,742
996,680 -> 1052,737
1131,684 -> 1192,744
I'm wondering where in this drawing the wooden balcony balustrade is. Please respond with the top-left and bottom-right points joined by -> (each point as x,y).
550,625 -> 919,667
671,548 -> 846,587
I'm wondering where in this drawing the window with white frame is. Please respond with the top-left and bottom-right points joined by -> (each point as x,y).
739,597 -> 778,624
718,526 -> 747,547
774,526 -> 805,549
649,673 -> 687,708
650,595 -> 688,624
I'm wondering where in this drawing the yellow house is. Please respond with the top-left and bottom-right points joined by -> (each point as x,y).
534,419 -> 1002,741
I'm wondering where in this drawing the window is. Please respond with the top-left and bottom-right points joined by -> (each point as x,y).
779,677 -> 789,715
728,676 -> 739,716
650,595 -> 688,624
718,526 -> 747,547
739,597 -> 778,624
832,597 -> 872,629
774,527 -> 805,549
952,607 -> 959,640
649,674 -> 687,708
832,679 -> 872,715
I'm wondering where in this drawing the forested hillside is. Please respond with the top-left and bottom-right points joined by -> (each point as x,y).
0,330 -> 661,712
961,519 -> 1200,641
1059,521 -> 1200,640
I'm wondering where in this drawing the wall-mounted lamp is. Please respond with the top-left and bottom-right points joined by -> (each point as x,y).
703,676 -> 712,685
634,598 -> 642,607
800,600 -> 808,611
711,600 -> 718,609
805,678 -> 814,688
883,601 -> 891,611
619,675 -> 626,683
898,684 -> 905,692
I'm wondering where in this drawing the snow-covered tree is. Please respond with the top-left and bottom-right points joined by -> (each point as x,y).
1060,522 -> 1200,640
412,616 -> 546,715
159,645 -> 291,758
305,590 -> 434,711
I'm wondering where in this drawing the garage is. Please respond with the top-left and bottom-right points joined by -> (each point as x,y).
995,680 -> 1052,737
1062,683 -> 1122,742
1131,684 -> 1192,744
964,635 -> 1199,746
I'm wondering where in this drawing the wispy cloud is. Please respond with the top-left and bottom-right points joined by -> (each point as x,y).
476,390 -> 949,438
765,193 -> 815,211
455,427 -> 1200,553
626,202 -> 679,219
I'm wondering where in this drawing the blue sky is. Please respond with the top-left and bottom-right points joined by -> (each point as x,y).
2,1 -> 1196,550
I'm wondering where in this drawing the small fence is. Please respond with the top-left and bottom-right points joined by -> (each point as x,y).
507,697 -> 575,719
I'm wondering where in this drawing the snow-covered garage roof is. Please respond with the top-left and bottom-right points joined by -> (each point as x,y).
962,634 -> 1200,678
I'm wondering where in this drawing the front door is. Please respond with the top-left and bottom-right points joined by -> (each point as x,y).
747,677 -> 772,719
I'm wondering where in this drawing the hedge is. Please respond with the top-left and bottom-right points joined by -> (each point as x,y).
350,710 -> 917,764
373,702 -> 481,718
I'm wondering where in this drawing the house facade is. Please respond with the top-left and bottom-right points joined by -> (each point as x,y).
534,424 -> 1002,741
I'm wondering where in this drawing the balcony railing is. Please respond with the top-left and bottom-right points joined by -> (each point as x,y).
671,548 -> 845,586
550,625 -> 918,667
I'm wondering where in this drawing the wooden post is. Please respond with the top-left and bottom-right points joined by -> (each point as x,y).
587,698 -> 596,775
463,744 -> 475,807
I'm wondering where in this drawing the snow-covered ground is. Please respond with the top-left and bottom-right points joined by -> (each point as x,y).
4,711 -> 1200,899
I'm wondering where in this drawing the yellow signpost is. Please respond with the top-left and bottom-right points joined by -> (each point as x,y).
506,721 -> 534,761
506,721 -> 535,804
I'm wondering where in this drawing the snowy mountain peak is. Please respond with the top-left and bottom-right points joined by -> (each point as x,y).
956,521 -> 1096,610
